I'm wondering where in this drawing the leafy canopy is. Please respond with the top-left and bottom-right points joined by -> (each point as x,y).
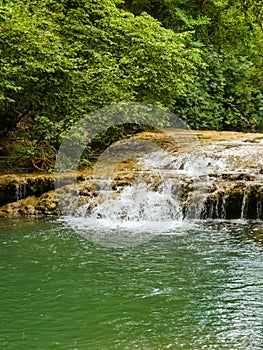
0,0 -> 203,142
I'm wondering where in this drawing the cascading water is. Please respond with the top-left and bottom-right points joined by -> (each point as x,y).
91,182 -> 182,223
60,148 -> 230,246
240,189 -> 249,219
15,183 -> 27,201
75,152 -> 209,221
57,132 -> 263,247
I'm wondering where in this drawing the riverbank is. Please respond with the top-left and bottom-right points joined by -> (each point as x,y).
1,130 -> 263,219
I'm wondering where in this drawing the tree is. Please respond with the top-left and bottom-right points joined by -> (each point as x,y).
0,0 -> 203,143
121,0 -> 263,131
0,1 -> 76,137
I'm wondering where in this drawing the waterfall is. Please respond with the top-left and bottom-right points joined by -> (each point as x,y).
256,200 -> 263,220
84,150 -> 218,223
63,150 -> 227,229
58,133 -> 263,246
241,190 -> 249,219
15,183 -> 27,201
90,180 -> 182,223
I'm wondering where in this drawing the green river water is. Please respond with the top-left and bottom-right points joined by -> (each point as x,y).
1,218 -> 263,349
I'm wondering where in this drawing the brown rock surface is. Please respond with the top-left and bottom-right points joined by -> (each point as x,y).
1,129 -> 263,219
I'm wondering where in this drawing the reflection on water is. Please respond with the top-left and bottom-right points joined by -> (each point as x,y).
0,218 -> 263,349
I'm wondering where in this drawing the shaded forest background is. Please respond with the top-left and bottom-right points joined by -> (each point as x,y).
0,0 -> 262,170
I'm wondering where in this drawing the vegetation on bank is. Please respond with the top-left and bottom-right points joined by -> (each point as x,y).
0,0 -> 262,171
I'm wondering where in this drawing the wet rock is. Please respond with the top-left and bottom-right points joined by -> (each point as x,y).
35,191 -> 60,216
0,196 -> 39,217
0,174 -> 54,206
1,130 -> 263,219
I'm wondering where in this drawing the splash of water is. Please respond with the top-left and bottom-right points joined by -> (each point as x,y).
60,139 -> 263,247
61,150 -> 221,247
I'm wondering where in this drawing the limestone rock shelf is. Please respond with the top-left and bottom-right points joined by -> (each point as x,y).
1,130 -> 263,219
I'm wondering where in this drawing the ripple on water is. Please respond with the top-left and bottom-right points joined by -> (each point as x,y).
0,217 -> 262,349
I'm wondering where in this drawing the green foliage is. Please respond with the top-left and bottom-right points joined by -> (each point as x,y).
122,0 -> 263,131
176,49 -> 262,131
0,0 -> 263,172
0,0 -> 202,138
0,1 -> 76,135
120,0 -> 211,32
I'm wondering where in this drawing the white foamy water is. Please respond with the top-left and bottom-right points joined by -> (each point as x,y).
61,178 -> 184,247
139,150 -> 226,177
59,137 -> 263,246
60,150 -> 219,247
91,182 -> 182,222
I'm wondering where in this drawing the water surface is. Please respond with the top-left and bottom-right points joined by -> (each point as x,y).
1,218 -> 263,349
